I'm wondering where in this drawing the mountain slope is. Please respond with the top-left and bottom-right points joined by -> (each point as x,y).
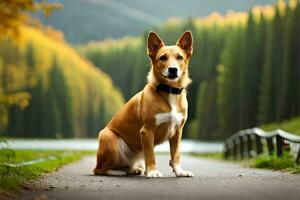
37,0 -> 276,43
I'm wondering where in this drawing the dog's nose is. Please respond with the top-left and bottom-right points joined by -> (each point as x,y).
168,67 -> 178,74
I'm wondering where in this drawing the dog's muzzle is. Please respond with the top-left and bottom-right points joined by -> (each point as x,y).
167,67 -> 178,79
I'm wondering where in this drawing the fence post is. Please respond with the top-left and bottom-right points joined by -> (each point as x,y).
233,139 -> 238,160
224,141 -> 229,159
266,137 -> 274,155
276,135 -> 284,157
239,136 -> 244,159
247,134 -> 252,157
255,135 -> 263,155
229,141 -> 234,159
296,147 -> 300,164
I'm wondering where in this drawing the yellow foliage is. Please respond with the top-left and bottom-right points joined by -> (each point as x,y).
0,90 -> 31,132
289,0 -> 298,8
164,17 -> 184,26
0,0 -> 63,39
81,36 -> 142,52
41,26 -> 65,42
176,0 -> 297,30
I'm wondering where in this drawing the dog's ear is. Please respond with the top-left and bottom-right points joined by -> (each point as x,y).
176,31 -> 193,58
147,31 -> 164,60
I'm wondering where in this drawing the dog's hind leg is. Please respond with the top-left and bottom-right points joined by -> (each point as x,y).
93,128 -> 126,175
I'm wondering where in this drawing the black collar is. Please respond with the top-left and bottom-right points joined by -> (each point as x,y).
156,83 -> 184,95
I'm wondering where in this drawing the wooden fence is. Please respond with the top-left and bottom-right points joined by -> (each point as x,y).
224,127 -> 300,163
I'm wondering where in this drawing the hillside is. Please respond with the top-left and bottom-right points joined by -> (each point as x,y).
1,25 -> 124,138
37,0 -> 275,43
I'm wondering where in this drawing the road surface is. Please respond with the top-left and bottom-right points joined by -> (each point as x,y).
17,155 -> 300,200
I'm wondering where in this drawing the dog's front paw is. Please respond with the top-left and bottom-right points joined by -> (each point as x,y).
146,170 -> 164,178
175,170 -> 194,177
173,164 -> 194,177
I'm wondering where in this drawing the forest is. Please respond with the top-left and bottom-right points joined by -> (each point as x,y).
0,2 -> 124,138
79,0 -> 300,140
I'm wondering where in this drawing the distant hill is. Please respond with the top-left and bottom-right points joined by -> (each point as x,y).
37,0 -> 276,43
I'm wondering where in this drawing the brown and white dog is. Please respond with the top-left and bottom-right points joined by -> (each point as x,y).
94,31 -> 193,178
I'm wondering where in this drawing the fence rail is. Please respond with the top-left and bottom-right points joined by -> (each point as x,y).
224,127 -> 300,163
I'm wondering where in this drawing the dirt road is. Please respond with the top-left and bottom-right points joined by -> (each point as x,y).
17,155 -> 300,200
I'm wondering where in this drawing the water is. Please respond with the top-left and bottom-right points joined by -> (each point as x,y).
2,139 -> 223,153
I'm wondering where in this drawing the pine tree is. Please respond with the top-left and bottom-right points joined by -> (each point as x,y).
3,39 -> 24,137
48,55 -> 75,137
258,6 -> 285,124
239,10 -> 265,129
85,86 -> 99,137
97,99 -> 106,132
196,80 -> 219,139
288,2 -> 300,116
277,5 -> 293,121
29,78 -> 45,136
218,26 -> 244,136
24,42 -> 36,136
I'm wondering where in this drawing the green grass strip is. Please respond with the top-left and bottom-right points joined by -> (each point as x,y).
252,153 -> 300,173
191,152 -> 300,174
0,149 -> 93,192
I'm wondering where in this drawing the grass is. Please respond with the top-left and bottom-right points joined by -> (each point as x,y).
192,152 -> 300,174
189,152 -> 224,160
252,153 -> 300,173
260,117 -> 300,136
0,149 -> 93,193
255,116 -> 300,173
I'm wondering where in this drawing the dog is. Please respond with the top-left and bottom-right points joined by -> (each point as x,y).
93,31 -> 193,178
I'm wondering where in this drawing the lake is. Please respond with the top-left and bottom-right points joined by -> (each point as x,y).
2,139 -> 223,153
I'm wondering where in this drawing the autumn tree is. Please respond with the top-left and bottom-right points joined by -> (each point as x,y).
0,0 -> 62,38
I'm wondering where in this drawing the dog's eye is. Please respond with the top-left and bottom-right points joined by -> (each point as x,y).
177,55 -> 183,60
159,55 -> 168,61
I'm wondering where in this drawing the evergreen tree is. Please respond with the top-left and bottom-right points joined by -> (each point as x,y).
239,10 -> 264,129
43,87 -> 61,137
290,2 -> 300,116
48,55 -> 74,137
218,26 -> 244,136
97,99 -> 106,132
196,80 -> 219,139
24,42 -> 36,136
85,86 -> 99,137
29,78 -> 45,136
277,5 -> 293,121
3,40 -> 24,137
258,6 -> 285,124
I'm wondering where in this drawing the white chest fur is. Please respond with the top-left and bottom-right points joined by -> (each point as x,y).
154,94 -> 183,138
